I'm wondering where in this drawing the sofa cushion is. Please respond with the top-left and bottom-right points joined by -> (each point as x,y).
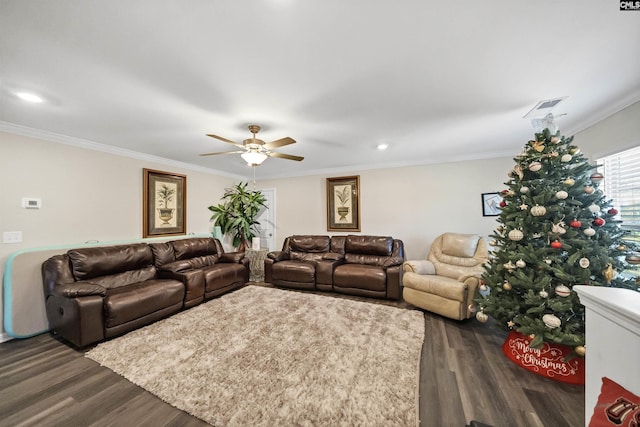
402,272 -> 468,301
78,266 -> 158,290
441,233 -> 480,258
272,260 -> 315,283
201,263 -> 246,292
289,235 -> 331,253
333,264 -> 387,291
149,242 -> 175,267
171,238 -> 218,260
68,243 -> 153,281
104,279 -> 184,328
188,255 -> 219,269
345,235 -> 393,256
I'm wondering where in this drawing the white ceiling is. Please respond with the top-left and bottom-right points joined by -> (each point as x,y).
1,1 -> 639,180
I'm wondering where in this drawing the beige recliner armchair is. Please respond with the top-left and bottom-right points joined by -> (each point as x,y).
402,233 -> 488,320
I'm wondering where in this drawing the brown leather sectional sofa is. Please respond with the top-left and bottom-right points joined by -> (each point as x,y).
265,235 -> 405,300
42,237 -> 248,348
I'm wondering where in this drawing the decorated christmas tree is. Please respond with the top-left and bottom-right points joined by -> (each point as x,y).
475,127 -> 639,357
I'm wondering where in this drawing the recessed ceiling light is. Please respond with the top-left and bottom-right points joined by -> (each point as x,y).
377,143 -> 389,150
15,92 -> 44,103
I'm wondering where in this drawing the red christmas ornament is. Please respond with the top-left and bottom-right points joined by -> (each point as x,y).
569,220 -> 582,228
499,200 -> 507,208
592,218 -> 606,227
608,208 -> 619,215
551,240 -> 563,249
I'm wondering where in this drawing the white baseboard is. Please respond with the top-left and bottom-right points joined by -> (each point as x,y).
0,332 -> 14,343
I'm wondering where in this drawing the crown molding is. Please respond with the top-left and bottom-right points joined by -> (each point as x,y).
0,121 -> 244,179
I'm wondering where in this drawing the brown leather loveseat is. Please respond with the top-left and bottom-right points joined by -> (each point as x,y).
42,237 -> 248,348
265,235 -> 405,300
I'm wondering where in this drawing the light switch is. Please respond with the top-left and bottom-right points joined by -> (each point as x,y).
3,231 -> 23,244
22,198 -> 41,209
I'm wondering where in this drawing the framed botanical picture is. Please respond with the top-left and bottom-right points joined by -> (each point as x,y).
143,169 -> 187,238
481,192 -> 501,217
327,175 -> 360,232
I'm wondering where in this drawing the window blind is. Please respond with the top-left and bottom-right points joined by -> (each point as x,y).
599,145 -> 640,241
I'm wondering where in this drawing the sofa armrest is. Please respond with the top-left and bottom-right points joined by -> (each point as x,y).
386,265 -> 403,300
160,259 -> 193,273
267,251 -> 289,262
52,282 -> 106,298
219,252 -> 245,263
403,260 -> 436,275
382,256 -> 404,269
322,252 -> 344,262
159,269 -> 205,308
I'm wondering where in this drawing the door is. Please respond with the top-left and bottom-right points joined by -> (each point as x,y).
256,188 -> 276,251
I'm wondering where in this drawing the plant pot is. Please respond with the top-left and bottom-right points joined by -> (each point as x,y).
337,206 -> 350,221
157,208 -> 174,225
501,330 -> 585,385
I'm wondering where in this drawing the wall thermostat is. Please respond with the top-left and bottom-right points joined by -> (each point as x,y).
22,198 -> 42,209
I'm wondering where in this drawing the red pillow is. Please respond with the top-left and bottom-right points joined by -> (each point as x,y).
589,377 -> 640,427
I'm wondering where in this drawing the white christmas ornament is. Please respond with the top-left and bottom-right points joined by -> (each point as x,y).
579,257 -> 590,268
468,304 -> 476,313
555,284 -> 571,297
516,259 -> 526,268
555,190 -> 568,200
503,261 -> 516,271
584,186 -> 595,194
542,314 -> 562,329
520,186 -> 529,193
584,227 -> 596,237
476,311 -> 489,323
539,290 -> 549,298
529,161 -> 542,172
531,205 -> 547,217
544,258 -> 552,265
561,154 -> 572,162
588,204 -> 601,214
552,221 -> 567,235
508,229 -> 524,241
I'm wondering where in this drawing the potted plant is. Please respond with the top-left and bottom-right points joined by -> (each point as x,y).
157,184 -> 176,224
208,182 -> 266,251
336,185 -> 350,221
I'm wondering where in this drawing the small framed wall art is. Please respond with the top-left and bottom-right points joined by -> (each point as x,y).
327,175 -> 360,232
143,168 -> 187,238
481,192 -> 501,217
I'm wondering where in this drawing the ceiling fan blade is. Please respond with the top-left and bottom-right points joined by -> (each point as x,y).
268,151 -> 304,161
206,134 -> 245,148
199,150 -> 245,157
263,137 -> 296,149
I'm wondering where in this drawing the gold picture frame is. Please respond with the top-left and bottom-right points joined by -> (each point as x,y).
143,168 -> 187,238
327,175 -> 360,232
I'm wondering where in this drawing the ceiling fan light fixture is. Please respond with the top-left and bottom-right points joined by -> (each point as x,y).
241,151 -> 268,165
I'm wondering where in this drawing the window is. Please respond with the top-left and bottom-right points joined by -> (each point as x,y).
598,146 -> 640,241
598,146 -> 640,279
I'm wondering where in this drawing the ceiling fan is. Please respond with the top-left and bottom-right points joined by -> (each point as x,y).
201,124 -> 304,165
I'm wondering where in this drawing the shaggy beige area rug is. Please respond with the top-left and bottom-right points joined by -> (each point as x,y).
85,285 -> 424,426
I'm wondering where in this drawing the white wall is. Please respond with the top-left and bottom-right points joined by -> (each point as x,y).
258,158 -> 513,261
0,131 -> 234,339
574,100 -> 640,161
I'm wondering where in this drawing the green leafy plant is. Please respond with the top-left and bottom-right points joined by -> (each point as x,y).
157,184 -> 175,208
208,182 -> 266,251
336,185 -> 350,207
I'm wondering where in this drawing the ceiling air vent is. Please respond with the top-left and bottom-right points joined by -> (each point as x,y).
523,97 -> 567,119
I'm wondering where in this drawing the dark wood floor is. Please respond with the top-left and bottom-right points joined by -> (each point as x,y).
0,285 -> 584,427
